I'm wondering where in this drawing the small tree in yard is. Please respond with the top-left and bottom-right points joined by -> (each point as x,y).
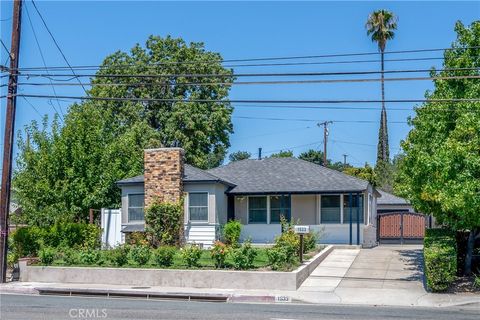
145,200 -> 184,247
396,21 -> 480,275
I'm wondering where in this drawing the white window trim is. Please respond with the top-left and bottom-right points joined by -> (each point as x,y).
127,193 -> 145,223
187,191 -> 209,223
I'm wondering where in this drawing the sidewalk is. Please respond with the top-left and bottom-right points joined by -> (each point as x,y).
2,279 -> 479,308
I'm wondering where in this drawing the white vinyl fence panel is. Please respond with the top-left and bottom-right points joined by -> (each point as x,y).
101,208 -> 123,248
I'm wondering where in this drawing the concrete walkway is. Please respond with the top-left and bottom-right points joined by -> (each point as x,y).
298,248 -> 359,293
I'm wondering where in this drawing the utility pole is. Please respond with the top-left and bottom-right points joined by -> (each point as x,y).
317,121 -> 333,166
0,0 -> 23,283
343,154 -> 348,167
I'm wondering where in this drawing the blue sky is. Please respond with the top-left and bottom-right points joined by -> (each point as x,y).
1,1 -> 479,167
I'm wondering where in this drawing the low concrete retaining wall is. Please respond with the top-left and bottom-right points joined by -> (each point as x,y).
19,245 -> 338,290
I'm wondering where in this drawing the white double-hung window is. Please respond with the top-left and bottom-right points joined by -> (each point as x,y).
128,194 -> 145,222
189,192 -> 208,222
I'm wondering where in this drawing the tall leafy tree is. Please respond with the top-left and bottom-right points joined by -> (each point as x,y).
343,164 -> 377,186
366,9 -> 398,163
228,151 -> 251,162
13,36 -> 234,226
90,36 -> 234,169
396,21 -> 480,274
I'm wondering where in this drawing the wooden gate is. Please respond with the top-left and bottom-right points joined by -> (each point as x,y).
377,212 -> 426,244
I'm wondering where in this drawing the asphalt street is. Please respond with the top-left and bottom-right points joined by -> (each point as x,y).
1,294 -> 479,320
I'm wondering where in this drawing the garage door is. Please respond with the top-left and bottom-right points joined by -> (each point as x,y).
378,212 -> 426,244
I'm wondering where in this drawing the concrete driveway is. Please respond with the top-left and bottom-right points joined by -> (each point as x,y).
338,245 -> 424,290
298,245 -> 434,306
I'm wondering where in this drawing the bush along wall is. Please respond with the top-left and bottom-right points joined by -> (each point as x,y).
11,222 -> 101,258
424,229 -> 457,292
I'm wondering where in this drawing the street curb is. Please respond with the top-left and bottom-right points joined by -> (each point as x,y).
34,287 -> 299,304
34,287 -> 230,302
0,285 -> 39,295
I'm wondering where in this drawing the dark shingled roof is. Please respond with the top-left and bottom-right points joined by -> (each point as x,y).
116,164 -> 233,186
377,189 -> 410,205
207,157 -> 370,194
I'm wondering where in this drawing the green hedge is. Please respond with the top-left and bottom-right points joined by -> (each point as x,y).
424,228 -> 457,292
11,222 -> 101,258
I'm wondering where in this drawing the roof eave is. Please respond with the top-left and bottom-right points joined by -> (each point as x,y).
226,189 -> 368,196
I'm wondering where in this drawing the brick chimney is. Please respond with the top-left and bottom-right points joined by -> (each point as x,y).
144,148 -> 185,207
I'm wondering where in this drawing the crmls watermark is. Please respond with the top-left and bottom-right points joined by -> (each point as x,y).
69,308 -> 108,319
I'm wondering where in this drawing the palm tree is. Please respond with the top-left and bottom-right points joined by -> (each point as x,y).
366,10 -> 398,163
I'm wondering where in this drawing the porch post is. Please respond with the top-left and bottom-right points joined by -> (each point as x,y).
227,195 -> 235,221
349,193 -> 353,245
356,193 -> 360,245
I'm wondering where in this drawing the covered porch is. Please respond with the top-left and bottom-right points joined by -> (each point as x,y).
229,192 -> 376,246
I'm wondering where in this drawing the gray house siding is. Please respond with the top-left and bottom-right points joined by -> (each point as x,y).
120,183 -> 144,226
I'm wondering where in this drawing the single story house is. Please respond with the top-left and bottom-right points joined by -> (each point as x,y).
116,148 -> 380,248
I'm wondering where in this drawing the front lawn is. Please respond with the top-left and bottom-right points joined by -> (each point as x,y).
39,245 -> 323,271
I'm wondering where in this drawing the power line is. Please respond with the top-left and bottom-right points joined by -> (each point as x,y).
12,74 -> 480,88
6,66 -> 479,79
14,94 -> 480,104
24,2 -> 63,117
234,116 -> 409,123
7,56 -> 452,71
21,96 -> 42,117
30,0 -> 89,96
8,45 -> 480,70
0,40 -> 11,58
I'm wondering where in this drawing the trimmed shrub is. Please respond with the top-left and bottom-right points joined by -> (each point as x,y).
11,226 -> 44,257
266,229 -> 299,271
106,245 -> 130,267
38,247 -> 56,265
145,200 -> 183,246
230,240 -> 257,270
424,228 -> 457,292
210,241 -> 228,268
128,245 -> 151,266
81,224 -> 102,249
181,244 -> 202,268
60,247 -> 80,265
424,228 -> 456,247
223,220 -> 242,247
79,249 -> 101,265
7,251 -> 19,269
303,231 -> 318,253
153,246 -> 176,267
11,223 -> 102,258
126,232 -> 149,247
44,222 -> 101,249
266,246 -> 290,271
